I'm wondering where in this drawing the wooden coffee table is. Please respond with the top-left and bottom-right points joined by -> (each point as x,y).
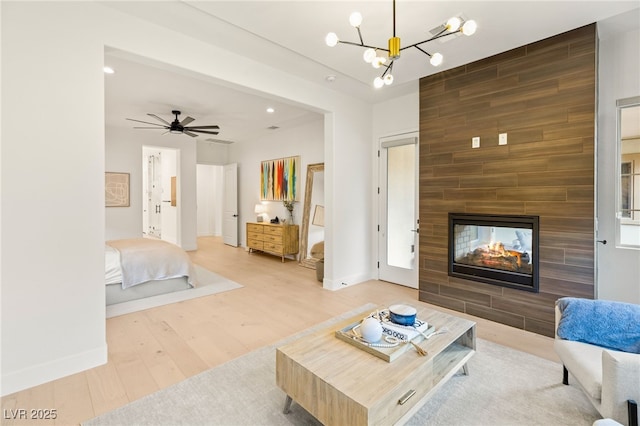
275,302 -> 476,425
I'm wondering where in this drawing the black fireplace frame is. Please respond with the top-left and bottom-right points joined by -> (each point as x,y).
448,213 -> 540,293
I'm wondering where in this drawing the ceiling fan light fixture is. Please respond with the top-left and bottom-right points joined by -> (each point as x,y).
127,110 -> 220,138
325,0 -> 476,89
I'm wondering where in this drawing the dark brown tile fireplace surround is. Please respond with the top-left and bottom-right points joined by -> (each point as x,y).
418,24 -> 596,337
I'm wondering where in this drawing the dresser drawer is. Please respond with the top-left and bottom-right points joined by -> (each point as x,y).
263,234 -> 281,244
247,223 -> 264,234
248,231 -> 265,242
263,242 -> 284,254
263,226 -> 283,237
247,238 -> 263,250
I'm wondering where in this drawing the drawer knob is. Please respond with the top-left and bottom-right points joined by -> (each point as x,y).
398,389 -> 416,405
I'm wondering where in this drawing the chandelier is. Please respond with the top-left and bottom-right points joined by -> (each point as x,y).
325,0 -> 477,88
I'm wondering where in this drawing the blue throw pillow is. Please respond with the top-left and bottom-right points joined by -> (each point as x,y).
556,297 -> 640,354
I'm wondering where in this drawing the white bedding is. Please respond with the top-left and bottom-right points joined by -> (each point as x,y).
105,238 -> 197,289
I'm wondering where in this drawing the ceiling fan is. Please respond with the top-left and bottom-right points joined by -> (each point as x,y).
126,110 -> 220,137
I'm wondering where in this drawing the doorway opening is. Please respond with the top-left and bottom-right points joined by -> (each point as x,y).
142,146 -> 180,244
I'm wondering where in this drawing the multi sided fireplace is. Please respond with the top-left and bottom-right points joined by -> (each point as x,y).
448,213 -> 539,292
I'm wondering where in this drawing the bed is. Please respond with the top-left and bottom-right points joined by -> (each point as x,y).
105,238 -> 197,306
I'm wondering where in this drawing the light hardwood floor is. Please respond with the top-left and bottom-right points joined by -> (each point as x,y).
1,236 -> 558,425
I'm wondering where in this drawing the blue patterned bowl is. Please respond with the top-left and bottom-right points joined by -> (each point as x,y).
389,304 -> 417,326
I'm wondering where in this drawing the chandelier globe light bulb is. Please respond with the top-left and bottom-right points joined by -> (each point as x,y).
462,20 -> 477,36
430,52 -> 443,66
325,32 -> 339,47
384,74 -> 394,85
349,12 -> 363,28
374,77 -> 384,88
446,17 -> 462,32
363,48 -> 376,63
372,56 -> 386,69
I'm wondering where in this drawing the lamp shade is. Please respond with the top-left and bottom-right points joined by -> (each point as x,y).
255,204 -> 266,214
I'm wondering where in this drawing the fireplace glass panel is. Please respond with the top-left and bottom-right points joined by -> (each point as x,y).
448,213 -> 539,292
453,224 -> 533,275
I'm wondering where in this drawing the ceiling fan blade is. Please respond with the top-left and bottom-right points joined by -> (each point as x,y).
184,130 -> 199,137
133,126 -> 168,129
186,125 -> 220,130
147,113 -> 170,125
180,116 -> 195,126
190,129 -> 219,135
126,118 -> 166,127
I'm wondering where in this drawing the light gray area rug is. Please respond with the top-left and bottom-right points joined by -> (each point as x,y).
106,265 -> 243,318
86,304 -> 600,426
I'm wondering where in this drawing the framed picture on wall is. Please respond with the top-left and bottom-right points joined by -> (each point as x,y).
105,172 -> 130,207
260,155 -> 300,201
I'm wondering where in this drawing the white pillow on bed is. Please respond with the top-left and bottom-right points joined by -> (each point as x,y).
105,244 -> 122,285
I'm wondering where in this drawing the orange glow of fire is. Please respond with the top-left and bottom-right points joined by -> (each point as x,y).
485,241 -> 522,267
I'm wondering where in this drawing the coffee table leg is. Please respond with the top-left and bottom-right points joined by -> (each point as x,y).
462,363 -> 469,375
283,395 -> 293,414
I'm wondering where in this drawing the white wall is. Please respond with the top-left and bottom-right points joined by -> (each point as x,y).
105,126 -> 198,250
1,1 -> 372,394
1,2 -> 108,395
229,118 -> 324,249
197,140 -> 229,165
596,11 -> 640,304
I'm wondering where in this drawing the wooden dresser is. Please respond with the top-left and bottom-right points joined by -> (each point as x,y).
246,222 -> 299,262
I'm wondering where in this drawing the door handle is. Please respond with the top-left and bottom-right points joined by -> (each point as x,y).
596,239 -> 607,245
410,229 -> 419,233
232,214 -> 238,217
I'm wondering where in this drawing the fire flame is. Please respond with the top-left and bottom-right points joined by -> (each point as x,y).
486,241 -> 522,267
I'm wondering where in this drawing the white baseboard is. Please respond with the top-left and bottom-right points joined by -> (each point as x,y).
1,344 -> 107,396
323,271 -> 372,291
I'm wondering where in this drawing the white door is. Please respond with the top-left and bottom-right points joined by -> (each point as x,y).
378,135 -> 419,288
222,163 -> 239,247
597,97 -> 640,303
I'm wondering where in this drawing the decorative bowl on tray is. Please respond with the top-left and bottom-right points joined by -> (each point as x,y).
388,304 -> 417,326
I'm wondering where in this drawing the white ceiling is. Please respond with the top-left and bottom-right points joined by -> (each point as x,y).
104,1 -> 640,144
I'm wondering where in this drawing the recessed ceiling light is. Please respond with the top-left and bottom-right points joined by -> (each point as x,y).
326,75 -> 336,83
103,66 -> 115,74
266,107 -> 275,113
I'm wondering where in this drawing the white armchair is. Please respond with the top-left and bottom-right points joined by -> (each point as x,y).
554,299 -> 640,426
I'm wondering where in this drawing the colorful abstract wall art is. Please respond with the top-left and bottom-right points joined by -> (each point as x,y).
260,156 -> 300,201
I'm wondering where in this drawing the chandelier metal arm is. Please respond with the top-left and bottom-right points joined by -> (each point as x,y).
400,29 -> 462,52
338,40 -> 389,52
413,45 -> 433,58
380,60 -> 394,78
356,27 -> 364,45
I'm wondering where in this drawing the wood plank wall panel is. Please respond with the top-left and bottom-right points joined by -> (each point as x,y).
418,24 -> 596,337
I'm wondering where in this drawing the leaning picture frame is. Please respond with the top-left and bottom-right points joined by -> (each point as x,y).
105,172 -> 130,207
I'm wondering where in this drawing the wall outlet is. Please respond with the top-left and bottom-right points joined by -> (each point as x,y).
472,137 -> 480,149
499,133 -> 508,145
